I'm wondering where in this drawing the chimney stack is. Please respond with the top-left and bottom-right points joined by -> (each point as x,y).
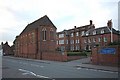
5,41 -> 8,45
107,19 -> 112,29
90,20 -> 92,25
74,26 -> 76,28
1,42 -> 3,45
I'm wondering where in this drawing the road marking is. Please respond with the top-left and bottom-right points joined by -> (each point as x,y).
30,64 -> 44,68
76,67 -> 118,74
39,66 -> 44,68
22,63 -> 27,65
98,70 -> 118,74
33,64 -> 39,67
18,69 -> 49,78
19,62 -> 22,64
77,68 -> 81,69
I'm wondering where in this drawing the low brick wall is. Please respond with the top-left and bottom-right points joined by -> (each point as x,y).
91,45 -> 119,66
67,56 -> 84,61
14,51 -> 86,62
36,51 -> 68,62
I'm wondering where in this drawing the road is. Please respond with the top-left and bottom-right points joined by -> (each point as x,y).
2,56 -> 118,79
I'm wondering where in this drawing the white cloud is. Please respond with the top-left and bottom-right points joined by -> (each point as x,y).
0,0 -> 119,46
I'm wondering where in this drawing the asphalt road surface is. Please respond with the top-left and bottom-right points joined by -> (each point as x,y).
2,56 -> 118,79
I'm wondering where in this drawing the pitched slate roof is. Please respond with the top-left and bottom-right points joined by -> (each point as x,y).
83,26 -> 119,36
20,15 -> 56,35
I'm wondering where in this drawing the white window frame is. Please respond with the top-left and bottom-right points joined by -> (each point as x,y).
81,31 -> 85,36
93,30 -> 96,35
59,40 -> 64,44
86,31 -> 89,36
84,39 -> 87,43
42,28 -> 47,41
76,32 -> 79,36
59,34 -> 64,38
93,38 -> 96,42
88,39 -> 91,43
101,29 -> 105,34
104,37 -> 107,42
98,37 -> 101,42
70,40 -> 74,44
71,33 -> 73,37
66,40 -> 68,44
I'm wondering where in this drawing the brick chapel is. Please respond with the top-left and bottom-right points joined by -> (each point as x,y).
14,15 -> 57,59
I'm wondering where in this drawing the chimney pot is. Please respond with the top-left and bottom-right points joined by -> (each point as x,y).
107,19 -> 112,29
74,26 -> 76,28
90,20 -> 92,25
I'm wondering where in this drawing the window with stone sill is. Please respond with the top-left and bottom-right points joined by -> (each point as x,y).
66,40 -> 68,44
93,38 -> 96,42
81,31 -> 85,36
88,46 -> 91,50
88,39 -> 91,43
59,40 -> 64,44
42,28 -> 47,41
71,33 -> 73,37
93,30 -> 96,35
76,39 -> 79,43
50,28 -> 54,40
70,40 -> 74,44
59,33 -> 64,38
76,32 -> 79,36
104,37 -> 107,42
101,29 -> 105,34
76,45 -> 79,50
86,31 -> 89,36
98,37 -> 101,42
84,39 -> 87,43
57,40 -> 58,45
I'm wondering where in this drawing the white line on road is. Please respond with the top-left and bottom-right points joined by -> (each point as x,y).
30,64 -> 44,68
76,67 -> 118,74
18,68 -> 49,78
22,63 -> 27,65
77,68 -> 82,69
39,66 -> 44,68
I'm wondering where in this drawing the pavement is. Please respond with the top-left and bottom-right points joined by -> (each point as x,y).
5,56 -> 118,72
70,57 -> 118,72
76,63 -> 118,72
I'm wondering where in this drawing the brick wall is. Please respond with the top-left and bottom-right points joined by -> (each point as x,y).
91,45 -> 119,66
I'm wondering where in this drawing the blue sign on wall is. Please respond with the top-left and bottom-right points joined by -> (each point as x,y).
99,48 -> 116,54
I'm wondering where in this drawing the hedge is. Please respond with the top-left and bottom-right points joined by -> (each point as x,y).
67,52 -> 87,56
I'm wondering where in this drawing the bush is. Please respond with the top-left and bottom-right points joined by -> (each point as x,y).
67,52 -> 87,56
109,41 -> 120,46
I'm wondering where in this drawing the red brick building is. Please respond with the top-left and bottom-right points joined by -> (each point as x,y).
14,15 -> 57,59
82,20 -> 119,51
56,20 -> 119,51
0,42 -> 14,56
56,20 -> 95,51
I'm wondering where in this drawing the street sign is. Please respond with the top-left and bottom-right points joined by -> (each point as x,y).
99,48 -> 116,54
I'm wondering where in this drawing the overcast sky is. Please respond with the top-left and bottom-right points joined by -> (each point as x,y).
0,0 -> 119,46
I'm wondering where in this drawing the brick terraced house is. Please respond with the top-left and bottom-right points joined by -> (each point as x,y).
82,20 -> 119,50
14,15 -> 57,59
56,20 -> 119,51
56,20 -> 95,51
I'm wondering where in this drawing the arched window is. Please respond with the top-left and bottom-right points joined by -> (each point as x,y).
50,28 -> 54,40
42,28 -> 47,41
